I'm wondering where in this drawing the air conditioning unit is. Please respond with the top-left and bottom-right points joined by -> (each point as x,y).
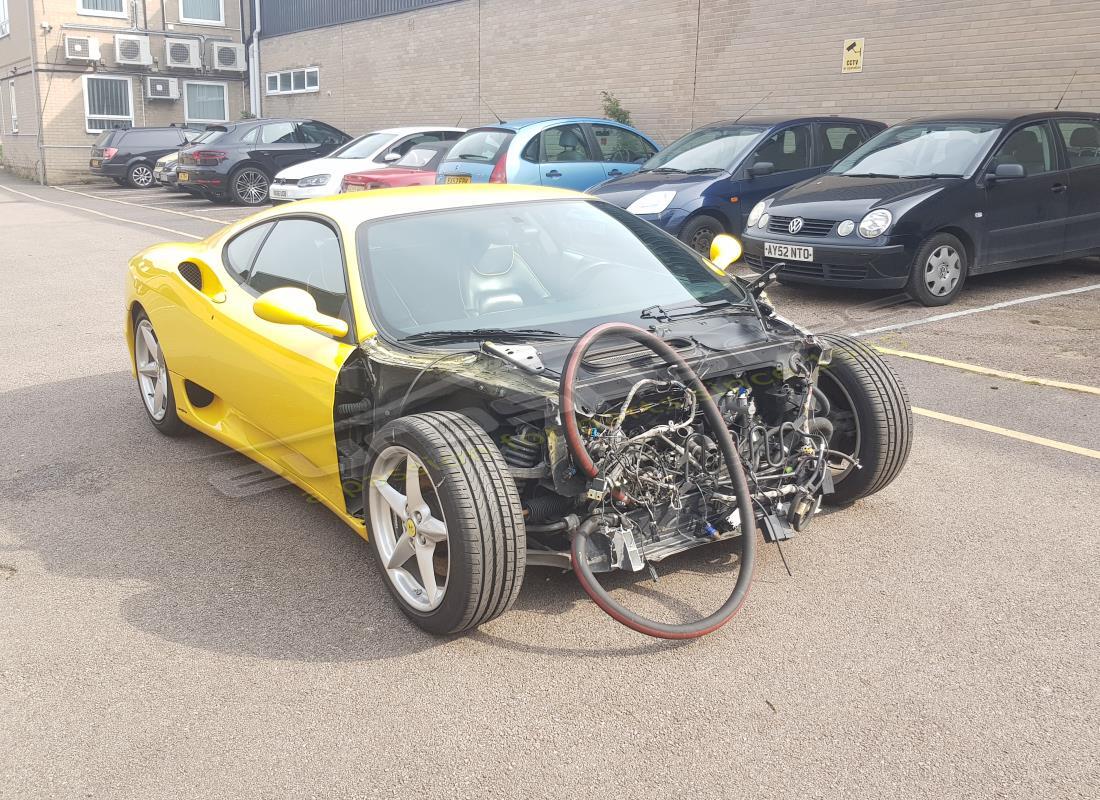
115,34 -> 153,66
211,42 -> 246,72
64,35 -> 102,62
164,37 -> 201,69
145,76 -> 180,100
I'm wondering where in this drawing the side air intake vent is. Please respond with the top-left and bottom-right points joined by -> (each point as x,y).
178,262 -> 203,290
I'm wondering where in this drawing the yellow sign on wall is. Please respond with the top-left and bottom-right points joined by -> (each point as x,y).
842,38 -> 864,73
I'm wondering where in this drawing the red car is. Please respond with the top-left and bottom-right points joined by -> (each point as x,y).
340,141 -> 452,192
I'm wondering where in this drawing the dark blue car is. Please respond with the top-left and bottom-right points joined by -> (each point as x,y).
590,116 -> 885,253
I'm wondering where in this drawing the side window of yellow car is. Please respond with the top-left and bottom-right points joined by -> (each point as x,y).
224,221 -> 274,282
246,218 -> 349,321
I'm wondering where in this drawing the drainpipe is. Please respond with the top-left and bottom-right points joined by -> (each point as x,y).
248,0 -> 262,116
25,0 -> 47,184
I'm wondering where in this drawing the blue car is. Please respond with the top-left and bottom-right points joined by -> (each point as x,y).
590,116 -> 885,253
436,117 -> 659,192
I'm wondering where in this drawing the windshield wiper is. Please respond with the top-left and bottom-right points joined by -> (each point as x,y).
900,173 -> 963,178
641,297 -> 751,322
839,172 -> 902,178
457,154 -> 490,161
687,167 -> 726,174
401,328 -> 565,345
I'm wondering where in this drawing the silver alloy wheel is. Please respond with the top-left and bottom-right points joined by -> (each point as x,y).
134,319 -> 169,421
923,245 -> 961,297
368,445 -> 450,612
130,164 -> 154,188
234,168 -> 269,204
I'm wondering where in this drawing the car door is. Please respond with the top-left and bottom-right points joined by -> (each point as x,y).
194,217 -> 355,504
740,124 -> 818,211
588,123 -> 658,181
297,120 -> 352,162
538,123 -> 607,190
252,121 -> 308,174
1053,117 -> 1100,256
982,121 -> 1069,265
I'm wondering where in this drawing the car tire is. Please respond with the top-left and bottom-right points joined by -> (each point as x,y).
229,166 -> 271,206
126,162 -> 155,189
364,411 -> 525,635
132,311 -> 186,436
679,214 -> 726,256
817,335 -> 912,506
905,232 -> 968,306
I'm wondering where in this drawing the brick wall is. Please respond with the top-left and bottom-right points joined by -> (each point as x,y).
258,0 -> 1100,144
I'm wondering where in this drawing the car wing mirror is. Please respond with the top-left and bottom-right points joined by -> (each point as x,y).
989,162 -> 1026,181
708,233 -> 743,272
382,152 -> 402,163
748,161 -> 774,178
253,287 -> 349,338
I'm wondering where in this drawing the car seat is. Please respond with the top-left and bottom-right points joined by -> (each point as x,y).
1003,129 -> 1048,175
462,240 -> 550,317
554,129 -> 588,162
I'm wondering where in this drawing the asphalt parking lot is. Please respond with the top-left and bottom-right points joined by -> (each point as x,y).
1,172 -> 1098,799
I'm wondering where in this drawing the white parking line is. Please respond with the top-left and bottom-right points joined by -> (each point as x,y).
0,183 -> 202,240
54,184 -> 230,224
851,283 -> 1100,336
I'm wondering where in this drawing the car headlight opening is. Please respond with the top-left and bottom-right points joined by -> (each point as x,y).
837,219 -> 855,236
626,191 -> 677,215
746,201 -> 767,228
297,174 -> 332,188
858,209 -> 893,239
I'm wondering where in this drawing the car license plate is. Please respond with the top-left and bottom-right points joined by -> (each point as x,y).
764,242 -> 813,262
90,159 -> 102,167
271,187 -> 287,198
445,175 -> 472,184
177,171 -> 189,182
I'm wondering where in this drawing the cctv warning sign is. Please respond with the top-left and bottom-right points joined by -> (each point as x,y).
842,38 -> 864,73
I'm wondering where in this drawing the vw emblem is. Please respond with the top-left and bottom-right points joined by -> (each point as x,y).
788,217 -> 804,234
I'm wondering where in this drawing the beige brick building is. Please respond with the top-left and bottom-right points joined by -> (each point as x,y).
256,0 -> 1100,147
0,0 -> 250,183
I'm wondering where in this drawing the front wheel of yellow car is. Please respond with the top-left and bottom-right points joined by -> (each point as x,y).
133,312 -> 185,436
365,412 -> 526,635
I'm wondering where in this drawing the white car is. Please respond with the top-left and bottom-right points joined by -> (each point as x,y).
269,126 -> 467,202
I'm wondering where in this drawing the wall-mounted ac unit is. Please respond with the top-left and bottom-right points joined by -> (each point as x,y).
64,35 -> 102,62
145,76 -> 180,100
211,43 -> 246,71
115,34 -> 153,66
164,38 -> 201,69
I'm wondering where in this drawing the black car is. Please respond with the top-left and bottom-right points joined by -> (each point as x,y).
741,111 -> 1100,305
89,125 -> 203,188
177,118 -> 351,205
590,115 -> 885,253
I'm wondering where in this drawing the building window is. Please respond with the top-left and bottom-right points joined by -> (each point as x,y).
179,0 -> 224,25
265,68 -> 319,96
77,0 -> 128,19
183,81 -> 228,123
82,75 -> 132,133
8,80 -> 16,133
0,0 -> 10,38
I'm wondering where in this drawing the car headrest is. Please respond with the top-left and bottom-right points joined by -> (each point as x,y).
1070,126 -> 1100,148
558,129 -> 582,149
474,245 -> 516,276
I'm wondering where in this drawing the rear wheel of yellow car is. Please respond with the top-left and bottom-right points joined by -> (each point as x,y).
365,412 -> 526,635
132,312 -> 185,436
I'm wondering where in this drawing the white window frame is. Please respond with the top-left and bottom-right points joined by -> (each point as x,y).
76,0 -> 129,20
265,67 -> 320,96
81,74 -> 133,133
179,0 -> 225,26
8,79 -> 17,133
182,80 -> 229,124
1,0 -> 10,38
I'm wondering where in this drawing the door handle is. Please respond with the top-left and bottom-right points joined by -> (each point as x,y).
608,169 -> 623,177
1051,183 -> 1067,193
545,170 -> 562,178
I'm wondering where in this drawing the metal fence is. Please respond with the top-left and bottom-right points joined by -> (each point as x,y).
258,0 -> 465,37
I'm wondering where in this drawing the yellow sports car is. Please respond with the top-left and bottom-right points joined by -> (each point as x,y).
126,185 -> 911,639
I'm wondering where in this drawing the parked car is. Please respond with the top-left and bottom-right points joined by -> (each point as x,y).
177,118 -> 352,205
340,141 -> 454,192
271,127 -> 467,203
740,111 -> 1100,305
590,116 -> 884,254
436,117 -> 659,191
89,125 -> 203,188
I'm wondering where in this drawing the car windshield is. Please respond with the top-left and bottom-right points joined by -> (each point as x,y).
357,199 -> 749,340
641,125 -> 765,172
445,129 -> 514,162
330,132 -> 394,159
831,122 -> 1003,178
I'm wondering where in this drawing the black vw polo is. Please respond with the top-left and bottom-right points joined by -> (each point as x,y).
740,111 -> 1100,305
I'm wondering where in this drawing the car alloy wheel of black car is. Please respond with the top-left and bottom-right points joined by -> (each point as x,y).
127,163 -> 155,189
231,167 -> 270,206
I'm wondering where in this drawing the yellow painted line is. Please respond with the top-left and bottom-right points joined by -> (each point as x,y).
913,407 -> 1100,460
875,346 -> 1100,396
